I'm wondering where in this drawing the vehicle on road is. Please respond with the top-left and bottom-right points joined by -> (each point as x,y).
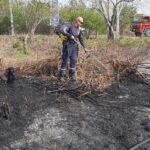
131,14 -> 150,37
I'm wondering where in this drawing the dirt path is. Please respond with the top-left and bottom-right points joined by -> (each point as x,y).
0,76 -> 150,150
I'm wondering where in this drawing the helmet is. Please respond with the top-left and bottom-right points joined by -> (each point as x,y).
76,17 -> 84,24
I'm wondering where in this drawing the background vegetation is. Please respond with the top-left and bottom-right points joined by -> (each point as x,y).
0,0 -> 136,36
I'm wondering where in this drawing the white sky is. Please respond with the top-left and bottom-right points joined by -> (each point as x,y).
134,0 -> 150,15
59,0 -> 150,15
24,0 -> 150,15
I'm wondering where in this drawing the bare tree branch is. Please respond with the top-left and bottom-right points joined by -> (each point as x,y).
92,0 -> 135,39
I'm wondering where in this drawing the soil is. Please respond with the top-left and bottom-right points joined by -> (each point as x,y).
0,74 -> 150,150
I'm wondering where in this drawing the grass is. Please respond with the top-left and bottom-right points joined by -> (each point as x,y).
0,35 -> 149,89
115,36 -> 150,47
13,40 -> 32,59
86,37 -> 111,48
86,36 -> 150,48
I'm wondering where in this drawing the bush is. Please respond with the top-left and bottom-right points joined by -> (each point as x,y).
13,40 -> 31,57
0,16 -> 10,34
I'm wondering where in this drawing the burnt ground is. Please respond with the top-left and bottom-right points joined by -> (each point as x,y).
0,75 -> 150,150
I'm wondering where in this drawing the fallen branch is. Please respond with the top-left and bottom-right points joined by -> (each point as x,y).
78,91 -> 91,98
47,82 -> 84,94
136,70 -> 150,85
129,138 -> 150,150
47,88 -> 66,93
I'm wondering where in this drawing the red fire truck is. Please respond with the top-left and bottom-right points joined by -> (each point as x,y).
131,14 -> 150,36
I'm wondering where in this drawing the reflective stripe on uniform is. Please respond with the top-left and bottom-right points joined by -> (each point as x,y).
61,68 -> 66,71
70,68 -> 75,70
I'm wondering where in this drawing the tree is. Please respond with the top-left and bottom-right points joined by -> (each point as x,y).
9,0 -> 14,35
0,0 -> 9,19
0,16 -> 10,34
120,5 -> 136,35
13,0 -> 27,33
0,0 -> 10,34
23,0 -> 50,35
60,0 -> 106,35
91,0 -> 134,40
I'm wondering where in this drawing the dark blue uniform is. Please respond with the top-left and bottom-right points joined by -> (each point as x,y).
60,24 -> 85,79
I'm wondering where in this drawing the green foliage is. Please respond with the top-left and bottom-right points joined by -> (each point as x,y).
0,0 -> 9,17
0,0 -> 9,34
13,40 -> 32,57
24,0 -> 50,34
0,0 -> 50,34
60,0 -> 106,34
116,37 -> 150,47
13,41 -> 21,49
86,36 -> 150,48
86,36 -> 111,48
13,2 -> 27,33
0,0 -> 137,36
120,6 -> 136,35
0,16 -> 10,34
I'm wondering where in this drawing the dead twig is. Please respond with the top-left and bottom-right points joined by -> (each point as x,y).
47,88 -> 66,93
129,138 -> 150,150
136,70 -> 150,85
78,91 -> 91,98
47,82 -> 83,94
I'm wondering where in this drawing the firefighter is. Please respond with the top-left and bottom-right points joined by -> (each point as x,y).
59,17 -> 86,81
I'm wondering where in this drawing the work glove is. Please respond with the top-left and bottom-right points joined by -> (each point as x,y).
59,34 -> 67,41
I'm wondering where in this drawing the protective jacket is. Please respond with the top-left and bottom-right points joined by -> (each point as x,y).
60,23 -> 85,48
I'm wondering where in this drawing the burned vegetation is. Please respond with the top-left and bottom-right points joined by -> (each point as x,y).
0,54 -> 150,150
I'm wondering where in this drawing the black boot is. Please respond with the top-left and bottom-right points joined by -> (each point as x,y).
60,69 -> 66,82
69,69 -> 76,81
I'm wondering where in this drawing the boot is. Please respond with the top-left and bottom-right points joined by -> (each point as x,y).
60,69 -> 66,82
60,77 -> 65,82
69,69 -> 76,81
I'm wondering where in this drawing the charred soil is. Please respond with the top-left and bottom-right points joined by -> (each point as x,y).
0,74 -> 150,150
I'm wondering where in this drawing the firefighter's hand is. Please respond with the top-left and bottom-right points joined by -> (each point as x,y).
60,34 -> 67,41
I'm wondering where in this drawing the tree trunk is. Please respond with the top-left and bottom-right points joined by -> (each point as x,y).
31,28 -> 35,35
9,0 -> 14,36
107,25 -> 115,40
116,4 -> 120,39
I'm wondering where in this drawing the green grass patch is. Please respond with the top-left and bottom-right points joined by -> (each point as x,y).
86,36 -> 111,48
115,37 -> 150,47
86,36 -> 150,48
13,41 -> 32,59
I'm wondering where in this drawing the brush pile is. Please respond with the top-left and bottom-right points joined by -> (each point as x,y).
15,58 -> 59,76
111,60 -> 137,79
1,57 -> 147,88
0,53 -> 149,88
0,58 -> 6,73
111,59 -> 150,84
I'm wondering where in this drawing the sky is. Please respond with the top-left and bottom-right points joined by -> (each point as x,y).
134,0 -> 150,15
25,0 -> 150,15
59,0 -> 150,15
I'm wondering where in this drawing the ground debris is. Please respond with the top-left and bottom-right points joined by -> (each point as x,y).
0,76 -> 150,150
15,58 -> 59,76
129,138 -> 150,150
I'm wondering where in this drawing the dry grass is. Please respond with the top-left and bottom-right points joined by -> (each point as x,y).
0,35 -> 149,89
15,58 -> 59,76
